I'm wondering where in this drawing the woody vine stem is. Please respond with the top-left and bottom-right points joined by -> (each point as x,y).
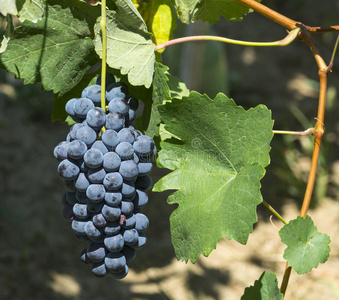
156,0 -> 339,297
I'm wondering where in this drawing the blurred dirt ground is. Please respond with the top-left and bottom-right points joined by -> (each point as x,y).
1,1 -> 339,299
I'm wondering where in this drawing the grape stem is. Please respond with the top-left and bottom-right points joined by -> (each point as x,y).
99,0 -> 107,134
272,128 -> 314,136
155,28 -> 300,51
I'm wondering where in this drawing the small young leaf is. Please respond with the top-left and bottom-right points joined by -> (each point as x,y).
0,0 -> 18,16
142,0 -> 177,52
153,92 -> 274,262
241,271 -> 283,300
16,0 -> 44,23
94,0 -> 156,88
0,0 -> 101,96
279,215 -> 331,275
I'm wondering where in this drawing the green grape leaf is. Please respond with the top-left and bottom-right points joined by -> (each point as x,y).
0,0 -> 100,96
16,0 -> 44,23
94,0 -> 156,88
193,0 -> 260,24
153,92 -> 274,262
171,0 -> 259,24
241,272 -> 283,300
279,215 -> 331,275
141,61 -> 171,137
0,0 -> 17,16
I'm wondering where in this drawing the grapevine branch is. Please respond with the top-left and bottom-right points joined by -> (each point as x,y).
280,27 -> 330,297
236,0 -> 339,34
234,0 -> 335,297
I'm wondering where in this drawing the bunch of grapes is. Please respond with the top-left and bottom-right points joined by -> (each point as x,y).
54,73 -> 155,278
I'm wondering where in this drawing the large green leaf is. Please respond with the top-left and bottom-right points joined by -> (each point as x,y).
153,92 -> 274,262
241,272 -> 283,300
279,215 -> 331,275
94,0 -> 156,88
0,0 -> 100,96
171,0 -> 258,24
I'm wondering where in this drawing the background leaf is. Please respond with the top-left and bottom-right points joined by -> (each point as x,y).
153,92 -> 274,262
279,215 -> 331,274
0,0 -> 101,96
171,0 -> 259,24
241,272 -> 283,300
193,0 -> 260,24
16,0 -> 44,23
0,15 -> 14,54
94,0 -> 156,88
170,0 -> 196,24
0,0 -> 17,16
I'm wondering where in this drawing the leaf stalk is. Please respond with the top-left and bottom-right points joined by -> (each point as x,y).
272,128 -> 314,136
155,28 -> 300,51
262,200 -> 287,224
328,34 -> 339,72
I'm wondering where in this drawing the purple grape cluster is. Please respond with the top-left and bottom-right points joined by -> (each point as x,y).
54,74 -> 155,278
